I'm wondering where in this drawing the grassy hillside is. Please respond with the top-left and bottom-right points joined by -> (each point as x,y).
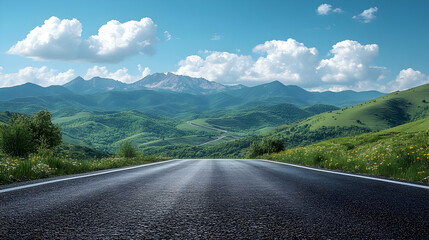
266,83 -> 429,145
147,83 -> 429,159
53,110 -> 192,152
266,116 -> 429,183
191,103 -> 339,133
299,83 -> 429,131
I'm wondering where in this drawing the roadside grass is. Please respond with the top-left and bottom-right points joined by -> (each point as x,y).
265,130 -> 429,183
0,152 -> 168,185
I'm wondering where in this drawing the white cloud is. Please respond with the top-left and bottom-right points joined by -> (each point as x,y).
0,66 -> 75,87
177,39 -> 319,86
246,39 -> 319,86
8,16 -> 159,63
176,38 -> 389,91
317,4 -> 343,15
332,8 -> 343,13
317,40 -> 385,85
388,68 -> 429,91
353,7 -> 378,23
164,31 -> 171,41
211,34 -> 223,41
84,65 -> 150,83
176,52 -> 253,84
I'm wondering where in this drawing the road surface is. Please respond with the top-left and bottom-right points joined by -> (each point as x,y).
1,159 -> 428,239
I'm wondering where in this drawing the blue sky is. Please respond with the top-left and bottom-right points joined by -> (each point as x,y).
0,0 -> 428,92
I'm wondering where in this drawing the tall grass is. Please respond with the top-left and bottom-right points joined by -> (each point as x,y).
265,130 -> 429,183
0,151 -> 167,184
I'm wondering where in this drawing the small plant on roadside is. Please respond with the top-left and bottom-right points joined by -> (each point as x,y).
118,141 -> 138,158
247,137 -> 284,158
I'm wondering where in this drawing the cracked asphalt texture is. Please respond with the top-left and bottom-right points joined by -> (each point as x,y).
1,159 -> 428,239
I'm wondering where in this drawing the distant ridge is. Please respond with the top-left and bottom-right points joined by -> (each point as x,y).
0,73 -> 384,109
130,72 -> 246,95
61,73 -> 246,95
63,76 -> 128,94
0,82 -> 73,101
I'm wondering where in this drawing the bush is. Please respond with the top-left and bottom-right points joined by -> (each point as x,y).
0,115 -> 35,157
118,141 -> 138,158
31,110 -> 62,150
247,137 -> 284,158
0,110 -> 62,157
260,137 -> 285,154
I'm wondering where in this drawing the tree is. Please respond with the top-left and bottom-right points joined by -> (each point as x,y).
0,110 -> 62,157
0,115 -> 35,157
117,141 -> 138,158
31,110 -> 62,150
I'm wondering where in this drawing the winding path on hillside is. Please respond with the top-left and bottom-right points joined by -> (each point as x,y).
1,159 -> 428,239
186,121 -> 228,145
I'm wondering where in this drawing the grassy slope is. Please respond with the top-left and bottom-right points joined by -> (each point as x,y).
300,83 -> 429,131
267,83 -> 429,144
53,110 -> 188,152
189,103 -> 339,133
145,83 -> 429,159
266,116 -> 429,183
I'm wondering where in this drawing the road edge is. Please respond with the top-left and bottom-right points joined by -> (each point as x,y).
258,159 -> 429,190
0,159 -> 180,194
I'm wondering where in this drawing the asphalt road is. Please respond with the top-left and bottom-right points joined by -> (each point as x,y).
1,159 -> 428,239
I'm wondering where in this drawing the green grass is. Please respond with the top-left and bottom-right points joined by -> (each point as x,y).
298,83 -> 429,131
265,117 -> 429,183
0,151 -> 168,185
190,103 -> 339,133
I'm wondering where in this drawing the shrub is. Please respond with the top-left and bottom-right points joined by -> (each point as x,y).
0,115 -> 35,157
118,141 -> 138,158
31,110 -> 62,150
246,142 -> 264,158
0,110 -> 62,157
260,137 -> 285,154
247,137 -> 284,158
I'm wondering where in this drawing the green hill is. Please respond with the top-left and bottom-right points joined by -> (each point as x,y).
282,83 -> 429,131
143,83 -> 429,159
53,110 -> 191,152
266,116 -> 429,183
191,103 -> 339,133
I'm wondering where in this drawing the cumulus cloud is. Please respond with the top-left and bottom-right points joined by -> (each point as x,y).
176,38 -> 390,91
317,40 -> 385,84
8,16 -> 159,63
84,65 -> 151,83
177,39 -> 319,86
353,7 -> 378,23
317,4 -> 343,15
388,68 -> 429,91
246,39 -> 319,86
176,52 -> 253,84
0,66 -> 75,87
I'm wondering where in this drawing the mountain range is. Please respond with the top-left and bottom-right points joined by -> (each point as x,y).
0,73 -> 383,104
0,81 -> 385,118
62,72 -> 246,95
